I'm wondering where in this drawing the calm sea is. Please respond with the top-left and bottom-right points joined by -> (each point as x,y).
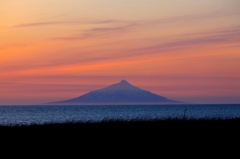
0,104 -> 240,125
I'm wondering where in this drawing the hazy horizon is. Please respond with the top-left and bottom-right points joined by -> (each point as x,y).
1,0 -> 240,105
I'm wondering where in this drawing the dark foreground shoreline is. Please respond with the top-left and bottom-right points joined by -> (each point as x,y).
1,117 -> 240,134
1,118 -> 240,155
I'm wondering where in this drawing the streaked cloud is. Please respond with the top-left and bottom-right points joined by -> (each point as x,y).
2,25 -> 239,73
52,7 -> 240,42
126,25 -> 240,55
13,20 -> 121,27
54,22 -> 137,40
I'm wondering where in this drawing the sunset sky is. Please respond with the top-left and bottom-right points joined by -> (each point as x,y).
0,0 -> 240,105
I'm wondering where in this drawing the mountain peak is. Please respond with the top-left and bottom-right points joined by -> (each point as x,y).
103,79 -> 137,91
119,80 -> 130,85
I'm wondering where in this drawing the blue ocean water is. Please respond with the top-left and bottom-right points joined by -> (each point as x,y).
0,104 -> 240,125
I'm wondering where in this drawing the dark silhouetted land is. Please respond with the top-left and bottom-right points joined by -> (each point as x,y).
1,118 -> 239,154
1,118 -> 240,136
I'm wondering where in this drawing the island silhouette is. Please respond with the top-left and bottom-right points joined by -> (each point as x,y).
49,80 -> 180,105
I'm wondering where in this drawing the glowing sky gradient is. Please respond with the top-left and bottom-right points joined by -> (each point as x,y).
1,0 -> 240,105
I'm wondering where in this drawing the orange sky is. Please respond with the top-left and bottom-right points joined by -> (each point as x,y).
1,0 -> 240,105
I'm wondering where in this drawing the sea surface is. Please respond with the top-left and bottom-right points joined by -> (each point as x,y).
0,104 -> 240,125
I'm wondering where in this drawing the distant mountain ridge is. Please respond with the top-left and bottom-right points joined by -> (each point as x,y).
50,80 -> 180,104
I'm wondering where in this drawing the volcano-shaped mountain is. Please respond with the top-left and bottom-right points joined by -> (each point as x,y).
50,80 -> 180,105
